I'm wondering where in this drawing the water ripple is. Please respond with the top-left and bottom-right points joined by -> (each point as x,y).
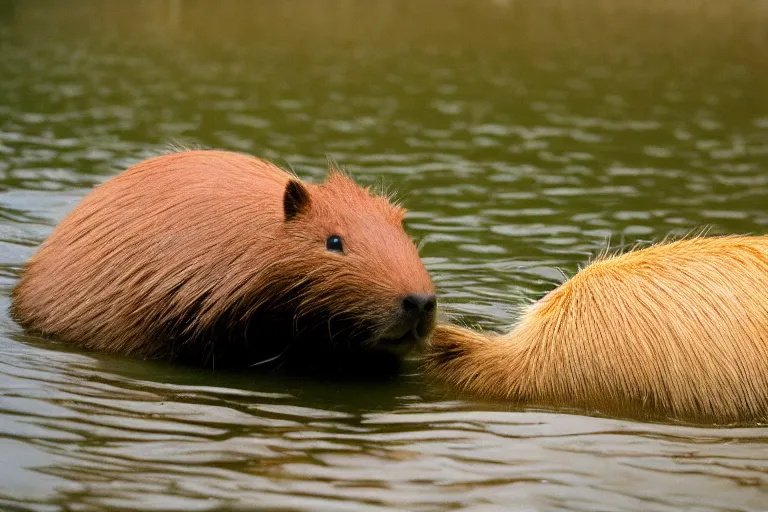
1,1 -> 768,510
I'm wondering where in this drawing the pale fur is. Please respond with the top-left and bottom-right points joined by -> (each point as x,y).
425,235 -> 768,423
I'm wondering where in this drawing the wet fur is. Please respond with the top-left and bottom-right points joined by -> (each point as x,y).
425,236 -> 768,423
12,150 -> 435,369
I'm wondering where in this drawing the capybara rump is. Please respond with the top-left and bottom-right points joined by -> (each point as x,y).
425,236 -> 768,423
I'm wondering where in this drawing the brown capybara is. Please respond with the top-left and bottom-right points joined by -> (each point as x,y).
425,235 -> 768,423
12,150 -> 436,372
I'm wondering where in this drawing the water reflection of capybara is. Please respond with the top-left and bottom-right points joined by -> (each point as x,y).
426,236 -> 768,423
12,150 -> 436,373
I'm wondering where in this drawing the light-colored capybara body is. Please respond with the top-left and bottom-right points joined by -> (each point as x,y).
12,150 -> 436,371
425,236 -> 768,423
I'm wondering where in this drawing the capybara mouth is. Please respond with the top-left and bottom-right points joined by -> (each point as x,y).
378,314 -> 434,355
378,328 -> 421,355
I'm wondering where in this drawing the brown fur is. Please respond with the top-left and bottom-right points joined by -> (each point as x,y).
12,150 -> 435,369
425,235 -> 768,423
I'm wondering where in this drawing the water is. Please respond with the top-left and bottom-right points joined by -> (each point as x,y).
1,1 -> 768,510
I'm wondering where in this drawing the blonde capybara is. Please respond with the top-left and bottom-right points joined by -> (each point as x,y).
12,150 -> 436,372
425,236 -> 768,423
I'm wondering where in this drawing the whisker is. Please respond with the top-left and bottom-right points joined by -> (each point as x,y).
250,345 -> 291,368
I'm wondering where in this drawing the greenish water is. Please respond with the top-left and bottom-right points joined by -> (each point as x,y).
1,1 -> 768,510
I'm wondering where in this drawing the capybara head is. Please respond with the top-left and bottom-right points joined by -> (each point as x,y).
272,168 -> 436,359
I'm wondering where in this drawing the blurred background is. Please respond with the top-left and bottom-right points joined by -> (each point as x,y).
1,1 -> 768,511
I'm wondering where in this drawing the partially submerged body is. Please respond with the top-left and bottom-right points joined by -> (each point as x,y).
12,150 -> 436,372
426,236 -> 768,423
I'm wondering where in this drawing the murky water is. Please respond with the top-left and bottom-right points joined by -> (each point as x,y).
2,1 -> 768,510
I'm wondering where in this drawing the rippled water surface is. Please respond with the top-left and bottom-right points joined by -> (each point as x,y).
2,1 -> 768,510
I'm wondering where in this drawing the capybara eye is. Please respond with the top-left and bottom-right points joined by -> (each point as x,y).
326,235 -> 344,253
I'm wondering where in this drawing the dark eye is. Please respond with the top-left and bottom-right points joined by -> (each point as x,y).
326,235 -> 344,254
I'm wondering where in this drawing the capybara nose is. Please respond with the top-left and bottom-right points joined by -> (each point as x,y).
402,294 -> 436,315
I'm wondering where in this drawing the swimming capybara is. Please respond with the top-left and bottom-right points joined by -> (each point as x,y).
425,235 -> 768,422
12,150 -> 436,371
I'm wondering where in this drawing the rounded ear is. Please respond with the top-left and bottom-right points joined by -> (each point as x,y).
283,180 -> 311,221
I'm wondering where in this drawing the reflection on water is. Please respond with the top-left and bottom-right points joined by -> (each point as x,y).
1,1 -> 768,510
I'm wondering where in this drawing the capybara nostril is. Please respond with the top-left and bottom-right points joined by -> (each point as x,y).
402,294 -> 437,315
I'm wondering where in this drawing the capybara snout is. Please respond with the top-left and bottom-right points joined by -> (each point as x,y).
279,168 -> 436,357
376,293 -> 437,355
402,294 -> 437,315
11,150 -> 435,371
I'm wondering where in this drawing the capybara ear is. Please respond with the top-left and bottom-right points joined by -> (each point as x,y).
283,179 -> 311,221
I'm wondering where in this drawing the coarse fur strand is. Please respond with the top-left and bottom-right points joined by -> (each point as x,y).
11,150 -> 435,370
424,235 -> 768,423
